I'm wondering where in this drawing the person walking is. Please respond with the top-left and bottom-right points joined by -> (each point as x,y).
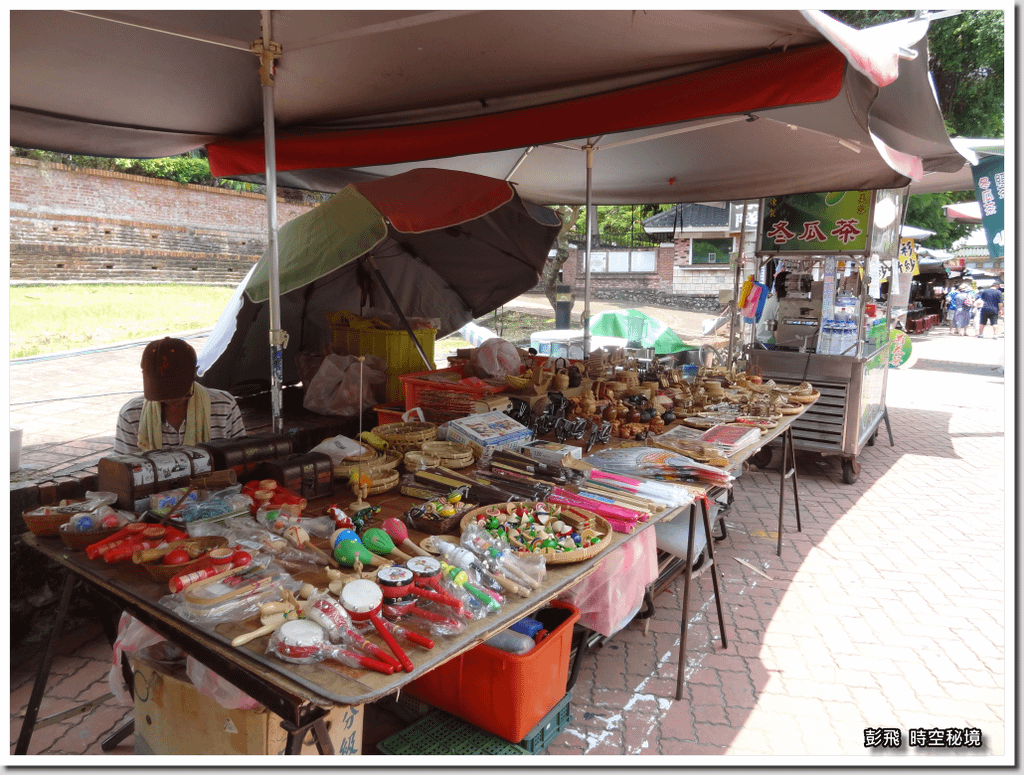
976,284 -> 1004,339
947,284 -> 973,336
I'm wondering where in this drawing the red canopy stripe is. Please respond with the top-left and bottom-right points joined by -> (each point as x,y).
351,168 -> 515,234
209,43 -> 846,177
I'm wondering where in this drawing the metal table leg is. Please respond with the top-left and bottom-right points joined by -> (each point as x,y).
777,426 -> 803,556
15,570 -> 76,755
675,496 -> 729,701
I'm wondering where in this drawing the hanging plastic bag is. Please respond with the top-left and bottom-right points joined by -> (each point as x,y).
303,353 -> 386,416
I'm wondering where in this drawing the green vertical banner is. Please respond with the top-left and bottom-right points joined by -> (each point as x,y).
971,155 -> 1005,258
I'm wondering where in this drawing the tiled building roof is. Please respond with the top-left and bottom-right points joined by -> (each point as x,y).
643,203 -> 730,233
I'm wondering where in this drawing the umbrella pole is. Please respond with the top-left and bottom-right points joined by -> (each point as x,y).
362,256 -> 435,372
583,144 -> 594,358
257,13 -> 286,434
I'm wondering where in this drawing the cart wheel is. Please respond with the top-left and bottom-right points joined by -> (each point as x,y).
841,458 -> 860,484
750,447 -> 773,469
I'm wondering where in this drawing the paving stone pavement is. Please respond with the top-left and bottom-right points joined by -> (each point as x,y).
8,302 -> 1010,761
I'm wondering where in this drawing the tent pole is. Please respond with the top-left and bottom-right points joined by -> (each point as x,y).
257,12 -> 286,434
729,200 -> 749,371
583,144 -> 594,358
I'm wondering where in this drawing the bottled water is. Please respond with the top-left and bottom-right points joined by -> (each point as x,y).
817,319 -> 833,354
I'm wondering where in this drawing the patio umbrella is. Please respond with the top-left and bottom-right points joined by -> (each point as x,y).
589,309 -> 689,356
197,168 -> 561,396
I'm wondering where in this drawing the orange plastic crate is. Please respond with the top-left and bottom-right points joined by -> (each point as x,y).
404,601 -> 580,743
399,367 -> 509,424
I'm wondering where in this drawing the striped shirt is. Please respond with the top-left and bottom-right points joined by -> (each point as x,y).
113,387 -> 246,455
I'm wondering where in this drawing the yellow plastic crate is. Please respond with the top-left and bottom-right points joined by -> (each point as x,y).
330,323 -> 436,403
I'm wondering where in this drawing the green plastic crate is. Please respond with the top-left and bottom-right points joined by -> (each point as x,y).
518,692 -> 572,754
376,710 -> 530,755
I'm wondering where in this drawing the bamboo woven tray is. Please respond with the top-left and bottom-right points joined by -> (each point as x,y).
374,421 -> 438,452
420,441 -> 474,469
367,468 -> 400,495
459,501 -> 613,565
333,449 -> 401,479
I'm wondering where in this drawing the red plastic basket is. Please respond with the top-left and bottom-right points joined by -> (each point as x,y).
400,367 -> 509,424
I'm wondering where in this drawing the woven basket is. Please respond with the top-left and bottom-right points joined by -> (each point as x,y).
409,509 -> 465,536
420,441 -> 475,469
333,449 -> 402,479
374,421 -> 438,452
404,451 -> 441,471
58,523 -> 121,551
459,502 -> 613,565
367,469 -> 400,495
788,390 -> 820,404
137,536 -> 230,583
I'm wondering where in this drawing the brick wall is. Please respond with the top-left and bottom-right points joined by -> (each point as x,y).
9,157 -> 316,285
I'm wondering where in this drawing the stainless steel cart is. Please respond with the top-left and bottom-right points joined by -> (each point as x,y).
744,344 -> 894,483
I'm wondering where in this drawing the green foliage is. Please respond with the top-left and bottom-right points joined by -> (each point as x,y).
825,10 -> 1004,138
10,147 -> 263,193
906,193 -> 973,249
572,204 -> 672,245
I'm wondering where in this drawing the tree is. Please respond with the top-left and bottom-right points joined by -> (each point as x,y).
825,10 -> 1005,139
541,205 -> 582,309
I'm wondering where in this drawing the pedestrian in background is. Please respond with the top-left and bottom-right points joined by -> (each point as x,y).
976,284 -> 1004,339
947,284 -> 973,336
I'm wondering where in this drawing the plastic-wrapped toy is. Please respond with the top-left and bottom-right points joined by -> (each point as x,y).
268,620 -> 395,674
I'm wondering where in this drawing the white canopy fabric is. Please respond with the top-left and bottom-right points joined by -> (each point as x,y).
11,10 -> 968,205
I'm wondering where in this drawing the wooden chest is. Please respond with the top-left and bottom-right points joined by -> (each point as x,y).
197,433 -> 293,480
97,447 -> 214,511
255,452 -> 335,501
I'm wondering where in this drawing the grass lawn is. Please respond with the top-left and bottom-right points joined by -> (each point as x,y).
9,285 -> 556,360
10,284 -> 236,359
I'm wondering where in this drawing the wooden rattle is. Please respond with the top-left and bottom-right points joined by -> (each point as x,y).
382,517 -> 431,557
231,599 -> 303,647
340,579 -> 416,673
304,595 -> 401,672
270,620 -> 395,675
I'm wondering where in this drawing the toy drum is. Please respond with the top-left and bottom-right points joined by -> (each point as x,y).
272,620 -> 326,663
305,597 -> 351,641
377,566 -> 416,604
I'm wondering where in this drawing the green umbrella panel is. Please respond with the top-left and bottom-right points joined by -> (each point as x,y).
588,309 -> 689,355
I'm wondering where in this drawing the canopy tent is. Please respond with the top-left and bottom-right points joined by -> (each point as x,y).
197,168 -> 562,396
10,10 -> 970,422
12,10 -> 967,206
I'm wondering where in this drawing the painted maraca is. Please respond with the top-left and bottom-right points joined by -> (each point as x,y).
361,527 -> 413,563
382,517 -> 431,557
330,528 -> 361,550
334,539 -> 392,569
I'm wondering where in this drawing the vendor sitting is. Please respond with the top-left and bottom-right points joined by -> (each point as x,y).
114,337 -> 246,455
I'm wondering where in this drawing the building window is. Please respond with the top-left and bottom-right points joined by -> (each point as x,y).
691,238 -> 734,265
587,249 -> 657,273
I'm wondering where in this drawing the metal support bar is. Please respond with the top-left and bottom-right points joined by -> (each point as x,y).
362,255 -> 434,371
776,426 -> 803,556
15,570 -> 76,755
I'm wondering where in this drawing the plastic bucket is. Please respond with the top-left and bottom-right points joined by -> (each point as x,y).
10,427 -> 23,472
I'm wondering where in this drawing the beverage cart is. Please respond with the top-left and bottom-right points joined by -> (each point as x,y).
740,189 -> 906,484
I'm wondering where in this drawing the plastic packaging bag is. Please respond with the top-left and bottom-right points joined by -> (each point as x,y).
309,434 -> 368,465
303,353 -> 387,416
470,338 -> 521,378
557,527 -> 658,636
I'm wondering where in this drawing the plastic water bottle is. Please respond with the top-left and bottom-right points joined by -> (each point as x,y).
817,319 -> 833,354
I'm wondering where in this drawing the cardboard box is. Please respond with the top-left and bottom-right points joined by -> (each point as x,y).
445,410 -> 532,458
521,440 -> 583,466
131,658 -> 362,756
